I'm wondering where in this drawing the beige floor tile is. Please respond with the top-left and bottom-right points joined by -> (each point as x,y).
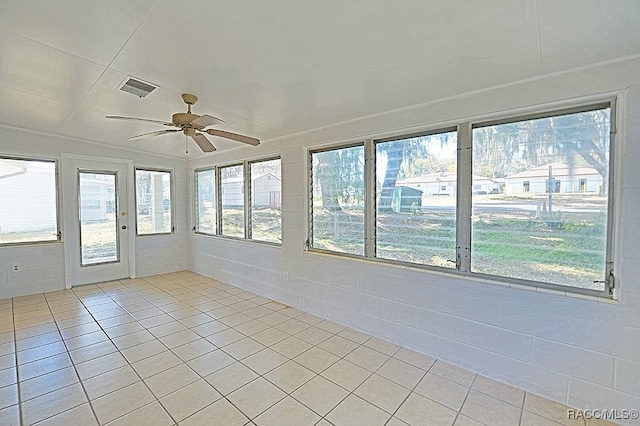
241,348 -> 289,375
521,410 -> 567,426
19,366 -> 78,401
75,351 -> 128,380
132,350 -> 182,379
223,337 -> 266,360
206,362 -> 258,395
220,312 -> 252,327
18,352 -> 72,381
395,393 -> 458,426
0,405 -> 20,426
171,338 -> 217,362
430,360 -> 477,387
264,360 -> 316,393
180,397 -> 249,426
315,319 -> 347,334
317,335 -> 359,357
82,365 -> 141,400
59,322 -> 102,339
190,320 -> 229,338
160,379 -> 221,422
111,329 -> 156,350
64,330 -> 109,351
461,390 -> 522,426
0,354 -> 15,371
415,373 -> 470,411
68,340 -> 118,364
251,327 -> 289,346
354,374 -> 411,414
473,375 -> 525,407
326,394 -> 391,426
159,329 -> 201,349
364,337 -> 401,356
227,377 -> 287,419
292,375 -> 348,416
21,383 -> 87,425
0,342 -> 15,357
376,357 -> 425,390
0,367 -> 16,388
523,393 -> 582,425
120,339 -> 167,363
16,331 -> 61,352
294,327 -> 333,346
234,319 -> 271,336
393,347 -> 437,370
17,340 -> 67,365
104,321 -> 146,339
35,403 -> 98,426
293,346 -> 340,373
179,313 -> 216,328
0,384 -> 18,410
454,414 -> 486,426
106,401 -> 174,426
338,328 -> 371,344
259,311 -> 289,326
206,328 -> 246,347
148,321 -> 188,339
274,318 -> 310,335
137,312 -> 173,328
271,336 -> 312,358
95,313 -> 136,329
145,363 -> 200,398
344,345 -> 390,372
187,349 -> 235,377
253,396 -> 320,426
321,359 -> 371,391
92,381 -> 156,425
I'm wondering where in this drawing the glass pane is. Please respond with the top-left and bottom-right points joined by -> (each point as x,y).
195,169 -> 216,234
251,159 -> 281,243
0,158 -> 58,244
471,108 -> 610,290
79,172 -> 118,265
376,132 -> 457,267
220,165 -> 245,237
136,169 -> 172,234
311,146 -> 365,255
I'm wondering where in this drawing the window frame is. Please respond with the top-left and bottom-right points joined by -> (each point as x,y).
248,156 -> 282,244
305,98 -> 617,298
134,167 -> 174,236
0,155 -> 61,246
193,157 -> 282,246
194,166 -> 217,236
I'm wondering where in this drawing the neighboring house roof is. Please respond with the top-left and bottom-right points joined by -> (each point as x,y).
222,173 -> 281,184
505,163 -> 600,180
398,172 -> 502,185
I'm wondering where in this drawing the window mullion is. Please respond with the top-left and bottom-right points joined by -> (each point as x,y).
244,161 -> 251,239
456,122 -> 472,272
215,167 -> 222,235
364,139 -> 376,257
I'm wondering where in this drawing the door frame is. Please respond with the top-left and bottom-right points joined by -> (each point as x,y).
61,154 -> 136,288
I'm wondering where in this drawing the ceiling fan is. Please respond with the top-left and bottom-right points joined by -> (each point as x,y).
106,93 -> 260,152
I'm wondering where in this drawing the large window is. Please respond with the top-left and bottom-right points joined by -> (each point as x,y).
310,145 -> 365,255
307,102 -> 615,296
0,157 -> 59,245
250,158 -> 282,243
376,131 -> 457,267
195,158 -> 282,244
195,168 -> 216,235
135,169 -> 172,235
471,107 -> 611,291
220,164 -> 245,238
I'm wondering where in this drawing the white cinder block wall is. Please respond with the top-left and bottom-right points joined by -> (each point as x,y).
0,126 -> 188,298
188,57 -> 640,423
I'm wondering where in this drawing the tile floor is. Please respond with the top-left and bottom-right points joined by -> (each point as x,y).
0,271 -> 616,426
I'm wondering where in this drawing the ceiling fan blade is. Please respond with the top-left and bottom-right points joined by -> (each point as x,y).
191,133 -> 216,152
191,114 -> 225,128
128,129 -> 181,141
106,115 -> 174,126
205,129 -> 260,146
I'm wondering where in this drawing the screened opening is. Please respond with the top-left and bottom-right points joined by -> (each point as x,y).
195,168 -> 216,235
135,169 -> 172,235
220,164 -> 245,238
250,158 -> 282,244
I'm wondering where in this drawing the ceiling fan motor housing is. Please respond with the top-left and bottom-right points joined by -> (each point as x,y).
172,112 -> 200,126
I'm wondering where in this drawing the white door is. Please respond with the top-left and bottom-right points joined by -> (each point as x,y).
62,155 -> 135,287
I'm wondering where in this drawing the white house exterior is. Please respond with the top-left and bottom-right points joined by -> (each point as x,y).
398,172 -> 503,196
504,163 -> 603,195
222,173 -> 281,207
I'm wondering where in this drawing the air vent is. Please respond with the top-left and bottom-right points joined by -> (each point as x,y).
118,77 -> 157,98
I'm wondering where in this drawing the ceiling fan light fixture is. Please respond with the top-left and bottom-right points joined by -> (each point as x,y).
118,76 -> 158,98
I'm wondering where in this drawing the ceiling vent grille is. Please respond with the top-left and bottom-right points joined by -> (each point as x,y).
118,77 -> 157,98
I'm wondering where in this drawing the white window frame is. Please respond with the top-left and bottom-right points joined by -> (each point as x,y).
0,155 -> 61,246
306,99 -> 617,298
134,167 -> 174,236
194,167 -> 217,236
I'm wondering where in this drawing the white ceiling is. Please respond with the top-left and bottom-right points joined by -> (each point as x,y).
0,0 -> 638,158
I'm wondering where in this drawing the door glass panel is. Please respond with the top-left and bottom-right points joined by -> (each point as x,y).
79,171 -> 119,266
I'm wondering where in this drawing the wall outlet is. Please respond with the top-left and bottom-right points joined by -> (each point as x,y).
11,263 -> 21,272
